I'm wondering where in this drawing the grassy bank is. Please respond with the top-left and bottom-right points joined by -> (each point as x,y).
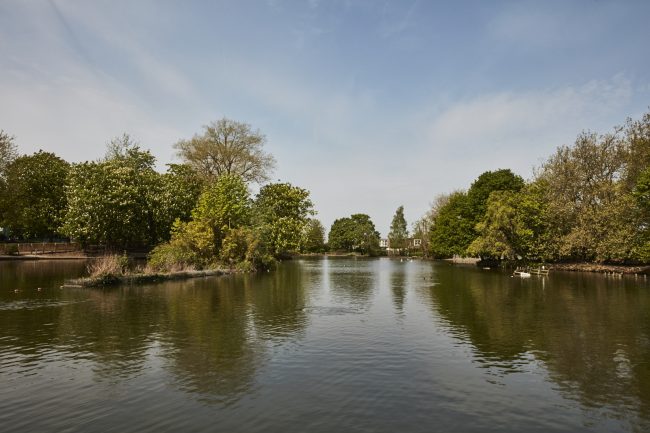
62,254 -> 235,288
64,268 -> 231,288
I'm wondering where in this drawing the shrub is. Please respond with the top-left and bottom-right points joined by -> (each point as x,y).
147,218 -> 216,272
220,227 -> 275,271
148,242 -> 198,272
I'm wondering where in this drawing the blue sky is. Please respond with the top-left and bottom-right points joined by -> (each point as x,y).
1,0 -> 649,236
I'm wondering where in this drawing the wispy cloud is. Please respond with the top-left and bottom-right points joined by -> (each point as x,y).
50,1 -> 197,102
421,75 -> 634,182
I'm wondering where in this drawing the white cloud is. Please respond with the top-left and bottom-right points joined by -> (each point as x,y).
0,65 -> 186,167
426,75 -> 632,163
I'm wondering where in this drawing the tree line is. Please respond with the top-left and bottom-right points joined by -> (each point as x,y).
414,111 -> 650,264
2,111 -> 648,265
0,119 -> 325,270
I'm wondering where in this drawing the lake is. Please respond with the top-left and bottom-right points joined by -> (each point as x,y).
1,257 -> 649,432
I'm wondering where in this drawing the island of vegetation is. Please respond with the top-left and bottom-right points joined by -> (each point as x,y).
1,111 -> 649,282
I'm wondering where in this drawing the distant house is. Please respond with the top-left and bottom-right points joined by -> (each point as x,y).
384,237 -> 422,255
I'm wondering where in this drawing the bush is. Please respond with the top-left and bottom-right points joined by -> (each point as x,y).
147,219 -> 215,272
148,242 -> 198,272
220,227 -> 275,271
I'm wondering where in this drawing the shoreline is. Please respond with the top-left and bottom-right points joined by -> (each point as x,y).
547,262 -> 650,275
10,252 -> 650,278
63,268 -> 235,288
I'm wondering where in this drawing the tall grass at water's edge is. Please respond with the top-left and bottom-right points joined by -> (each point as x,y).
66,254 -> 221,287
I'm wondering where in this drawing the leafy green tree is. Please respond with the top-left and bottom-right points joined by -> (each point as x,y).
468,181 -> 554,262
156,164 -> 204,241
62,138 -> 164,248
350,214 -> 381,255
192,174 -> 251,251
428,170 -> 524,258
0,130 -> 18,237
0,129 -> 17,179
622,112 -> 650,190
630,167 -> 650,262
634,166 -> 650,219
466,169 -> 525,223
538,130 -> 632,261
175,118 -> 276,183
328,217 -> 356,252
388,205 -> 409,251
0,151 -> 70,239
328,213 -> 380,255
253,182 -> 314,257
302,219 -> 326,253
428,191 -> 474,258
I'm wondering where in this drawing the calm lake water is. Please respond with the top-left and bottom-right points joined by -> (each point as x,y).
1,257 -> 649,432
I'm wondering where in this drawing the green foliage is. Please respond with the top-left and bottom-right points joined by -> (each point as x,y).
220,226 -> 274,271
157,164 -> 204,239
302,219 -> 326,253
254,182 -> 314,257
466,169 -> 525,228
148,218 -> 216,271
0,130 -> 17,231
428,191 -> 475,258
174,118 -> 276,184
149,178 -> 313,270
465,113 -> 650,264
388,205 -> 409,250
0,129 -> 17,179
63,138 -> 207,249
328,217 -> 356,251
0,151 -> 70,239
192,174 -> 251,250
538,130 -> 631,262
328,213 -> 381,255
634,166 -> 650,218
62,142 -> 163,248
428,170 -> 524,258
468,182 -> 554,262
622,112 -> 650,190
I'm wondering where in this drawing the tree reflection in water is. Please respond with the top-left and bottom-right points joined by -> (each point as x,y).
421,264 -> 650,425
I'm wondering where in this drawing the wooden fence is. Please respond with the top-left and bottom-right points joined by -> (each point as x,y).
0,242 -> 83,255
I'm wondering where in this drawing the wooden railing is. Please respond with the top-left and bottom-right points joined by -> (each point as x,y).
0,242 -> 83,255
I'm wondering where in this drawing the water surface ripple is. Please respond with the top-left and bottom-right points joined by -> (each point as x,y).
1,258 -> 649,432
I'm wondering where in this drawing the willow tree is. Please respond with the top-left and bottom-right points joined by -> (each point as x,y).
174,118 -> 276,184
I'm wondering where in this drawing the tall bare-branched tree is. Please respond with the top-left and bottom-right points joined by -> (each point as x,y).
175,118 -> 276,184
